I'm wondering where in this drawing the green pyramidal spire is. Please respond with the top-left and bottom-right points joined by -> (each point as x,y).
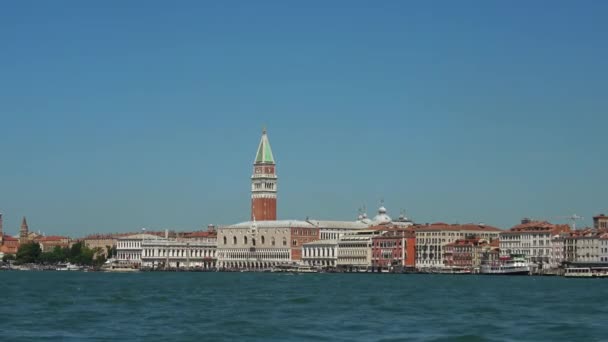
255,127 -> 275,164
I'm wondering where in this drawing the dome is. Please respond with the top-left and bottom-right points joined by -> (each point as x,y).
373,213 -> 392,224
373,205 -> 391,223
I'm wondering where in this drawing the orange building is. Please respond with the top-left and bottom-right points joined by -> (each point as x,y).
371,226 -> 416,270
0,235 -> 19,255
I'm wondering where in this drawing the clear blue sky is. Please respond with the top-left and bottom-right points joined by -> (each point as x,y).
1,1 -> 607,236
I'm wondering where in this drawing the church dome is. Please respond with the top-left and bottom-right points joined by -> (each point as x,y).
373,206 -> 391,224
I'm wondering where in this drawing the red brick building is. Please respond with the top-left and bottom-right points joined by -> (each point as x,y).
290,227 -> 320,260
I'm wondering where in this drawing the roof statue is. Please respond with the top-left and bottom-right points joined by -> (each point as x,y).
255,127 -> 275,164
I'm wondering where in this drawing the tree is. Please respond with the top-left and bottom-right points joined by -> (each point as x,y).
40,246 -> 67,264
16,242 -> 42,264
2,254 -> 16,262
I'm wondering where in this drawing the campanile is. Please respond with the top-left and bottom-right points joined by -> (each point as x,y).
251,128 -> 277,221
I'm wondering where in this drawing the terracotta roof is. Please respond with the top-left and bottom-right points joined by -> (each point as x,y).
594,214 -> 607,219
565,228 -> 608,239
183,231 -> 217,238
410,223 -> 502,232
1,234 -> 18,241
503,221 -> 570,234
38,236 -> 70,241
445,238 -> 482,247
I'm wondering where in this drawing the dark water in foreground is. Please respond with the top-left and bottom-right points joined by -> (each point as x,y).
0,272 -> 607,341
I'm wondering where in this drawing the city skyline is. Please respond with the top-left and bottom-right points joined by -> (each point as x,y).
1,2 -> 607,235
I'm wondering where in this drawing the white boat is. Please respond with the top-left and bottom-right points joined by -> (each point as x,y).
56,263 -> 82,271
564,267 -> 608,278
481,255 -> 530,275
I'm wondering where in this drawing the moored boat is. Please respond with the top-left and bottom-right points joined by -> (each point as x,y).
564,267 -> 608,278
481,254 -> 530,275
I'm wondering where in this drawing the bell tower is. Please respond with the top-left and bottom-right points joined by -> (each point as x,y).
19,216 -> 29,244
251,128 -> 277,221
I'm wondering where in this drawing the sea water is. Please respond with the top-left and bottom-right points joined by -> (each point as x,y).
0,272 -> 606,341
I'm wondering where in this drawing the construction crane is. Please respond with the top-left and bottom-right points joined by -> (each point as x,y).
554,214 -> 584,230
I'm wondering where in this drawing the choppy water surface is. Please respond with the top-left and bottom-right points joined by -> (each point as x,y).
1,272 -> 607,341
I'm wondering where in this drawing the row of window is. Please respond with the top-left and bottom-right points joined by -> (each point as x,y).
142,249 -> 215,258
223,235 -> 288,246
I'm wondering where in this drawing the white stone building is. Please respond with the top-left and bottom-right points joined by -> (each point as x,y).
302,239 -> 338,267
337,230 -> 382,271
116,233 -> 163,266
564,229 -> 608,264
141,239 -> 217,269
216,220 -> 317,269
415,223 -> 502,269
500,220 -> 570,269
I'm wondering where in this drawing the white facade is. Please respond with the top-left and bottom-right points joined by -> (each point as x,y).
302,240 -> 338,267
141,239 -> 217,269
565,237 -> 602,264
337,231 -> 381,270
601,238 -> 608,263
217,220 -> 308,269
116,233 -> 162,266
416,226 -> 501,269
502,231 -> 567,268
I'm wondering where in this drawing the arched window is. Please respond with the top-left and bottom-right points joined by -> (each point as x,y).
233,236 -> 237,245
283,237 -> 287,246
223,236 -> 227,245
292,240 -> 297,246
261,236 -> 265,244
244,236 -> 248,244
252,238 -> 256,246
271,237 -> 276,246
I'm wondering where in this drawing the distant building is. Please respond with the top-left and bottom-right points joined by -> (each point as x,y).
217,220 -> 318,269
302,239 -> 338,268
116,233 -> 164,266
141,238 -> 216,269
563,228 -> 608,264
414,223 -> 502,269
82,234 -> 118,258
371,227 -> 416,271
37,236 -> 71,252
443,238 -> 495,271
594,214 -> 608,230
500,219 -> 570,268
337,230 -> 383,271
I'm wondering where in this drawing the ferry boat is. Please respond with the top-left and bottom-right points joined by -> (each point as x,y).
564,267 -> 608,278
481,255 -> 530,275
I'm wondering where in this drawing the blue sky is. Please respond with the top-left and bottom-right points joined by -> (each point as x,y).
1,1 -> 607,236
